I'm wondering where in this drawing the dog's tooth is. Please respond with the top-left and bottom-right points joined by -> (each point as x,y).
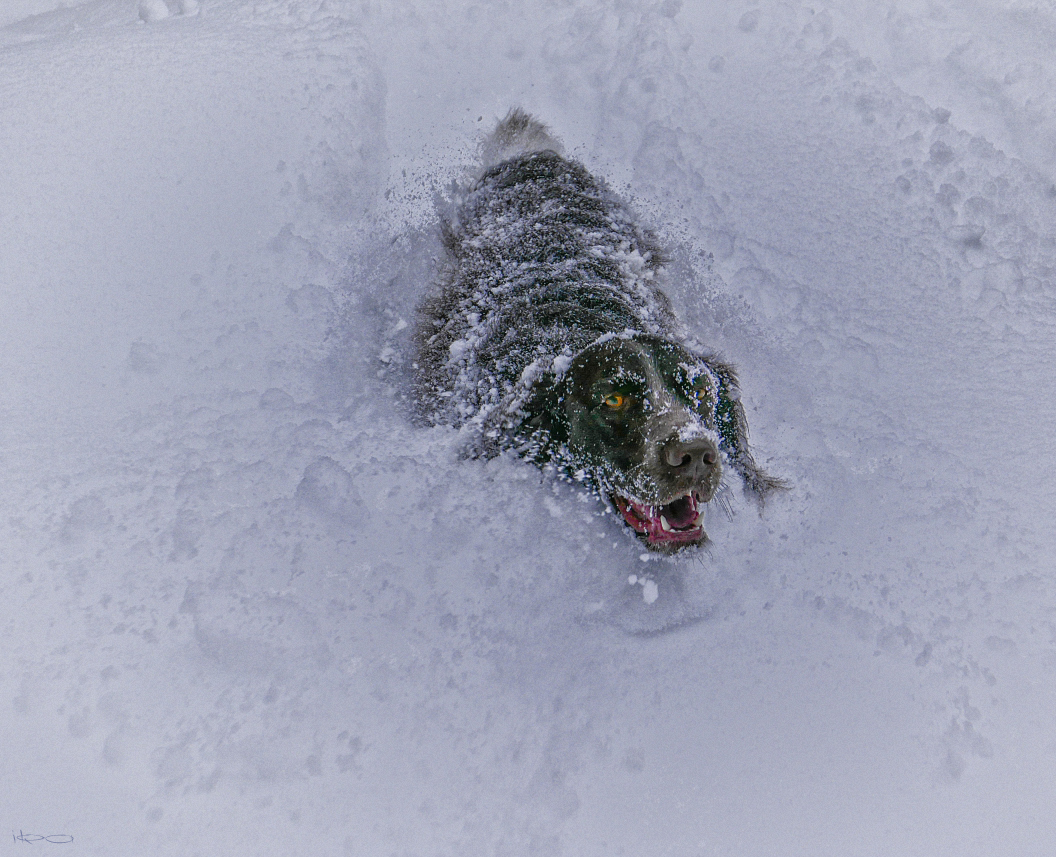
660,515 -> 673,533
693,510 -> 706,528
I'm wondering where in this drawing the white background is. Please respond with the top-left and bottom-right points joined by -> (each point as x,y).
3,1 -> 1056,854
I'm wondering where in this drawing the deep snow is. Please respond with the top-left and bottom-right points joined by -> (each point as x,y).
3,1 -> 1056,855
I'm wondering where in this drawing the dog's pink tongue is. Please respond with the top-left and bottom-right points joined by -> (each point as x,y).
660,494 -> 697,529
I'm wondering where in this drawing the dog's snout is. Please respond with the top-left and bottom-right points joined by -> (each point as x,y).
662,437 -> 720,472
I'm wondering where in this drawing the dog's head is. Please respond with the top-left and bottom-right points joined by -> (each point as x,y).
519,335 -> 742,551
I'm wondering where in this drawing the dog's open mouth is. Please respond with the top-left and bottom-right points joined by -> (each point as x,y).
610,491 -> 706,547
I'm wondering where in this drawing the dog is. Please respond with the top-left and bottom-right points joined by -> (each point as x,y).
415,110 -> 783,551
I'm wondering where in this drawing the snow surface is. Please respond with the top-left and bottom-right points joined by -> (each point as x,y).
3,1 -> 1056,855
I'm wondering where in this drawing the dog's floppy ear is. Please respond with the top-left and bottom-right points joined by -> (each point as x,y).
510,372 -> 570,465
709,359 -> 789,499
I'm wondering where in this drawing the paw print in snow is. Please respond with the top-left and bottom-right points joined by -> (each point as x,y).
139,0 -> 199,22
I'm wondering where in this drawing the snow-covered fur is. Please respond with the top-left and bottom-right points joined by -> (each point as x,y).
416,110 -> 678,450
415,110 -> 781,549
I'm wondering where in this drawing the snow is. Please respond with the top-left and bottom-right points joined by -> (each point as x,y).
2,0 -> 1056,855
628,575 -> 661,605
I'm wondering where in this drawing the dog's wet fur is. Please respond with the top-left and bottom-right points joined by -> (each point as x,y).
415,110 -> 784,551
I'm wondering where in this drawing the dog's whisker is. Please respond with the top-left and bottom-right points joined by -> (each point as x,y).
713,482 -> 736,522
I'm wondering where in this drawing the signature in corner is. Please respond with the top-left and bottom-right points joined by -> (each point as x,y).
11,831 -> 73,845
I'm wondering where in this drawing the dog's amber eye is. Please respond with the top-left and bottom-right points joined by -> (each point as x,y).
602,393 -> 626,409
690,381 -> 712,407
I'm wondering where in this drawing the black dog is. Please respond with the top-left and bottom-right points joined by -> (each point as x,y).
415,111 -> 783,550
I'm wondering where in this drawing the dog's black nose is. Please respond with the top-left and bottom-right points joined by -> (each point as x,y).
662,437 -> 719,471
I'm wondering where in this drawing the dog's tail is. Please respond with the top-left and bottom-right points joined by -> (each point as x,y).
480,108 -> 562,168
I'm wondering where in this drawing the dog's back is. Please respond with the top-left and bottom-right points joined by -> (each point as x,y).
416,110 -> 677,449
